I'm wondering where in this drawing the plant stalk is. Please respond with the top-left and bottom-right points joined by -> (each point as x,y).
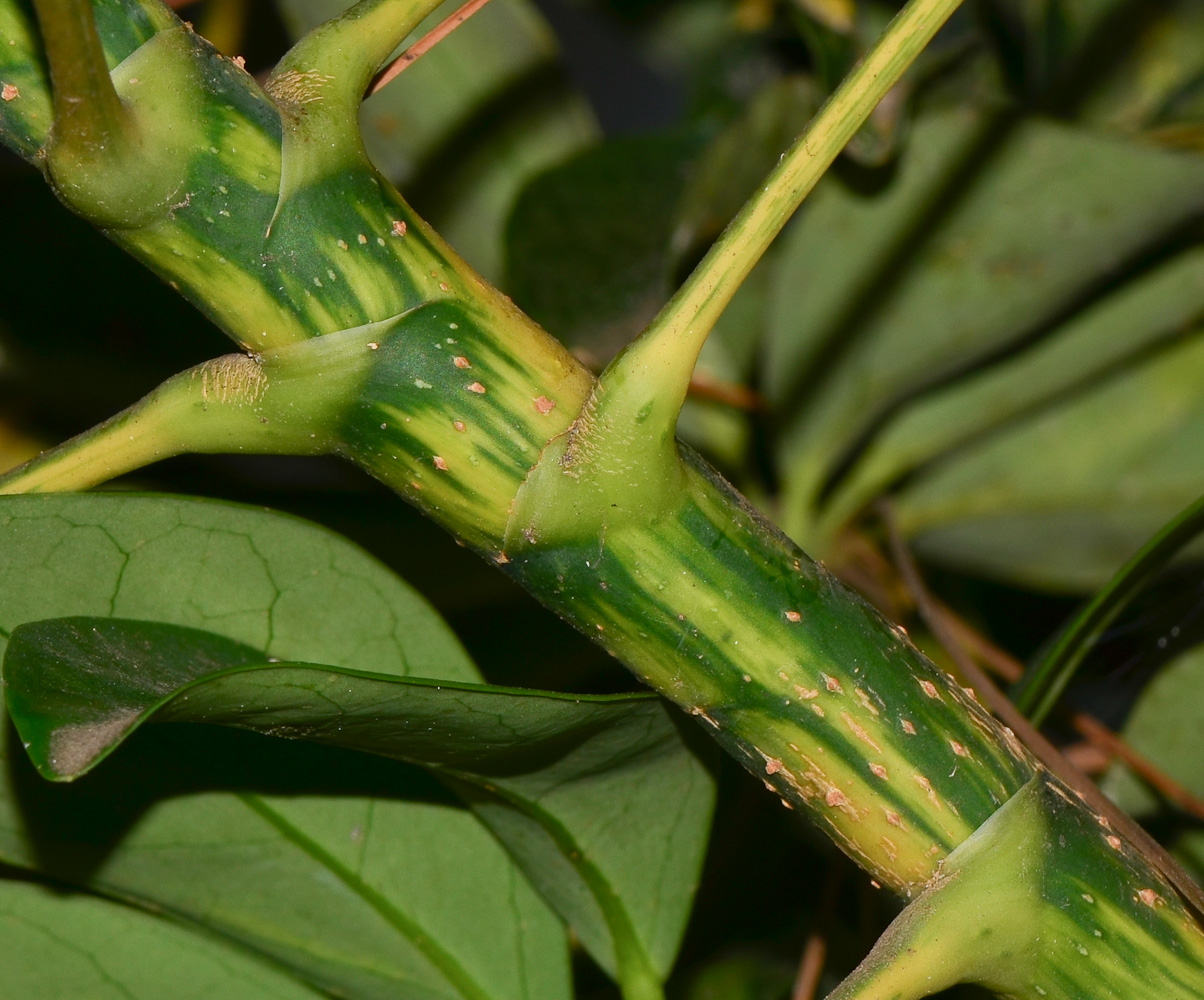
32,0 -> 130,154
3,0 -> 1204,993
624,0 -> 965,402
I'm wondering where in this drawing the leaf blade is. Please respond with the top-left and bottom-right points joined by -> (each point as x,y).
4,605 -> 714,987
0,493 -> 569,1000
0,877 -> 329,1000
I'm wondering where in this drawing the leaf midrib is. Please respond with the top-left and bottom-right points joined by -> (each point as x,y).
238,792 -> 494,1000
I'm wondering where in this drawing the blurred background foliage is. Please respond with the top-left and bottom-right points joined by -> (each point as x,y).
3,0 -> 1204,996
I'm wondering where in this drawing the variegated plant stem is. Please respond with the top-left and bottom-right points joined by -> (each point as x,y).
0,0 -> 1202,995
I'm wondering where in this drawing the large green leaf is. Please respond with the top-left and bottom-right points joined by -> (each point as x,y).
0,492 -> 476,679
0,493 -> 567,1000
817,246 -> 1204,543
4,615 -> 715,988
0,493 -> 715,995
763,105 -> 988,407
1,731 -> 565,1000
0,877 -> 327,999
893,331 -> 1204,591
774,112 -> 1204,549
1101,641 -> 1204,887
413,87 -> 597,282
1103,641 -> 1204,819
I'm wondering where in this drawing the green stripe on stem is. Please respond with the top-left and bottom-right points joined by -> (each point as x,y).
827,774 -> 1204,1000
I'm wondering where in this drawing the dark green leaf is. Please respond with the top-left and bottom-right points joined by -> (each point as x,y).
894,332 -> 1204,591
413,87 -> 598,282
1012,490 -> 1204,724
1103,642 -> 1204,817
5,614 -> 715,987
1102,642 -> 1204,887
818,246 -> 1204,543
684,953 -> 795,1000
775,112 -> 1204,551
505,132 -> 702,367
1078,1 -> 1204,131
0,877 -> 327,999
0,492 -> 476,680
0,493 -> 567,1000
979,0 -> 1128,100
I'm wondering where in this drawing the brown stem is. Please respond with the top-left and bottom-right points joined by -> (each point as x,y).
368,0 -> 496,95
1063,740 -> 1112,775
792,867 -> 843,1000
686,373 -> 765,412
929,598 -> 1024,684
791,934 -> 827,1000
1072,712 -> 1204,825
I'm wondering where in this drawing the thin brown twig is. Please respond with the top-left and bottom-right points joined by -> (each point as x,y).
792,866 -> 844,1000
686,373 -> 765,412
792,934 -> 827,1000
930,598 -> 1024,683
368,0 -> 496,96
829,527 -> 911,620
913,571 -> 1204,824
875,497 -> 1204,920
1072,712 -> 1204,825
1062,740 -> 1112,776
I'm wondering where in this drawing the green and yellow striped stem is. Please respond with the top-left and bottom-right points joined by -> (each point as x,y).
506,452 -> 1036,890
830,773 -> 1204,999
2,0 -> 1204,992
0,0 -> 513,350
